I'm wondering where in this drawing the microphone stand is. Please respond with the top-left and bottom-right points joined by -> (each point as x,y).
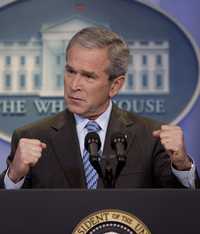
89,154 -> 104,180
89,152 -> 115,188
104,159 -> 114,188
90,153 -> 127,188
112,154 -> 127,188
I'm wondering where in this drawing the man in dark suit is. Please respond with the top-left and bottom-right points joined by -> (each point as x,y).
0,27 -> 196,189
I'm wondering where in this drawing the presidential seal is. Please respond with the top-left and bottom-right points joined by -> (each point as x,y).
72,209 -> 151,234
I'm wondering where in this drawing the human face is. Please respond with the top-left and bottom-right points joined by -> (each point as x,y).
64,45 -> 124,119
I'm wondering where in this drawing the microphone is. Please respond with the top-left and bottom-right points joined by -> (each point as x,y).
111,133 -> 128,181
85,132 -> 101,156
84,132 -> 103,179
111,132 -> 127,157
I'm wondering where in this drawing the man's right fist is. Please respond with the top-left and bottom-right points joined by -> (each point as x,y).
8,138 -> 46,183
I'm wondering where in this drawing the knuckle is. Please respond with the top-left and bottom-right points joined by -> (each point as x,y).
161,125 -> 166,130
161,139 -> 165,144
159,132 -> 165,138
18,139 -> 25,147
38,147 -> 42,153
34,139 -> 41,144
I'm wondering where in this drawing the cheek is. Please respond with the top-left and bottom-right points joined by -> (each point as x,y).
64,77 -> 70,90
64,77 -> 67,87
64,76 -> 68,85
90,86 -> 110,100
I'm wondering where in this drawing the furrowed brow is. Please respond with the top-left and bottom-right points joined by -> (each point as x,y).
65,64 -> 98,79
65,64 -> 76,73
80,70 -> 98,79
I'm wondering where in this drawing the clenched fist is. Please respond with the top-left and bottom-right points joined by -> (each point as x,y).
153,125 -> 192,171
8,138 -> 46,183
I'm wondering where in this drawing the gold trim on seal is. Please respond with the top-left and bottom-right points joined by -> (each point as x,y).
72,209 -> 151,234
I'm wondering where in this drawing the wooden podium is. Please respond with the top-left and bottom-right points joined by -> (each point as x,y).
0,189 -> 199,233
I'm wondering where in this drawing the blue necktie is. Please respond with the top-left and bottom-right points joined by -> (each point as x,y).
83,121 -> 101,189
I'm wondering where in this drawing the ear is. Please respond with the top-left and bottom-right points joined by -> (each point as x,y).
109,75 -> 125,98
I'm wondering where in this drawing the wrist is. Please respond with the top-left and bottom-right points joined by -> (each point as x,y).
8,165 -> 23,183
172,157 -> 193,171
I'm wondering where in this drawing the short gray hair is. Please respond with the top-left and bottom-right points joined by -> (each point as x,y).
66,27 -> 129,81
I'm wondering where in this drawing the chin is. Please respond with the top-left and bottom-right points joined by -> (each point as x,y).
67,105 -> 85,115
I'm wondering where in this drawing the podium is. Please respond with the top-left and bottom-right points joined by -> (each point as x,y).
0,189 -> 199,233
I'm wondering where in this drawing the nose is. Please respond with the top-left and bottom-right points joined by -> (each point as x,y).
70,74 -> 82,91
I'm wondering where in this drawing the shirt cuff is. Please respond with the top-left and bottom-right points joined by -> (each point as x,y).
171,163 -> 196,188
4,169 -> 24,189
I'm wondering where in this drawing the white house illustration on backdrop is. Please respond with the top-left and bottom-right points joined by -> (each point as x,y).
0,17 -> 170,96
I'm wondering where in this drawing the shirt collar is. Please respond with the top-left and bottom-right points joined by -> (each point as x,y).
74,101 -> 112,132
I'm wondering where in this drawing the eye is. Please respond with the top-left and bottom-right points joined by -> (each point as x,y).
82,72 -> 96,80
85,74 -> 94,79
65,65 -> 76,75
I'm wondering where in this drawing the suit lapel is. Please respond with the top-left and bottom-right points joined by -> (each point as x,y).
50,110 -> 86,188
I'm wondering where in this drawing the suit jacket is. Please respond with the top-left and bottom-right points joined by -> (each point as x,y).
0,104 -> 189,188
